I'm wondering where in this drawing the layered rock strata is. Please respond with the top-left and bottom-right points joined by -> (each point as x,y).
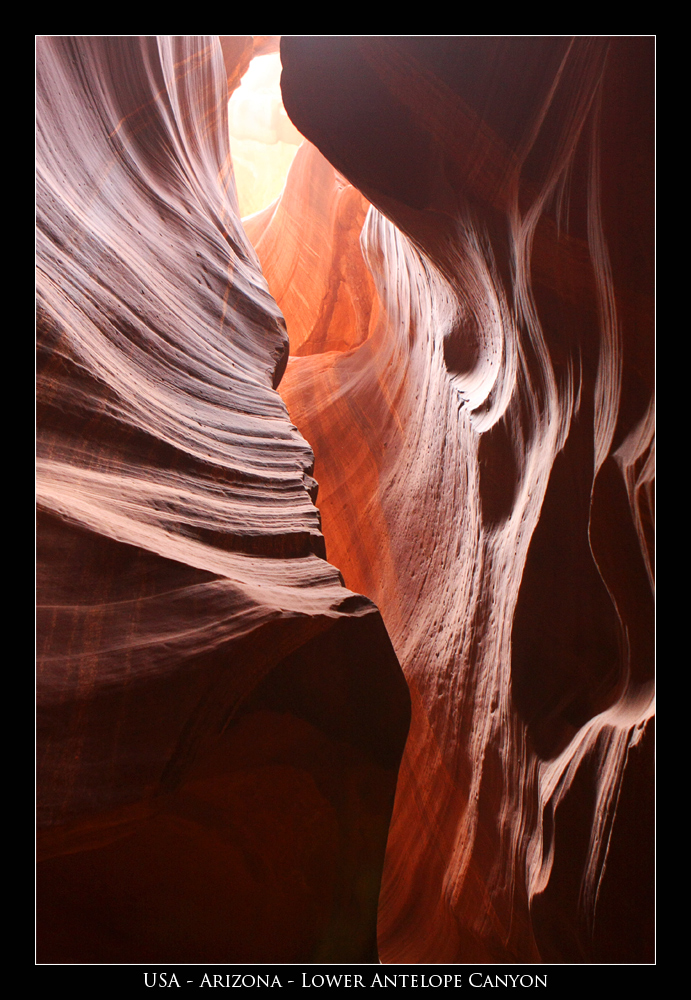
273,36 -> 654,963
36,36 -> 409,963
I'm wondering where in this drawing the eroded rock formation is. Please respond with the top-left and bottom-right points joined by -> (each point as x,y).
36,34 -> 654,967
36,36 -> 409,963
267,37 -> 654,963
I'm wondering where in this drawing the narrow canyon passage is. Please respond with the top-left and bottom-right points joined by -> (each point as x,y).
36,36 -> 654,965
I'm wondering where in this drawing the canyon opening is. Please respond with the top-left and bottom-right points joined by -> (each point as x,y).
36,36 -> 654,966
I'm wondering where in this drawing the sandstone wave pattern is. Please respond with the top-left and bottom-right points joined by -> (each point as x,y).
36,36 -> 654,964
36,36 -> 409,964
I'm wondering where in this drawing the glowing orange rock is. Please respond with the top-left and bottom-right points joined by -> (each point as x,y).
245,141 -> 376,357
275,36 -> 654,963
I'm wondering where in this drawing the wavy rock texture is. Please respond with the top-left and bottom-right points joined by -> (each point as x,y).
274,37 -> 654,963
36,36 -> 410,964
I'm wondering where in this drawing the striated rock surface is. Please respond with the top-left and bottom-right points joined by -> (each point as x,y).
274,37 -> 654,963
36,36 -> 409,963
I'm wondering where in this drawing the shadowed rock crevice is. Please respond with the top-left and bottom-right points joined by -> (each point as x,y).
38,607 -> 407,964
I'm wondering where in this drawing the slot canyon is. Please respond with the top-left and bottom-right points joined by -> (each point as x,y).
36,36 -> 654,965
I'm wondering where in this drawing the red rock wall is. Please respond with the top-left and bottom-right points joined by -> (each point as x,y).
272,37 -> 654,963
36,36 -> 409,963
